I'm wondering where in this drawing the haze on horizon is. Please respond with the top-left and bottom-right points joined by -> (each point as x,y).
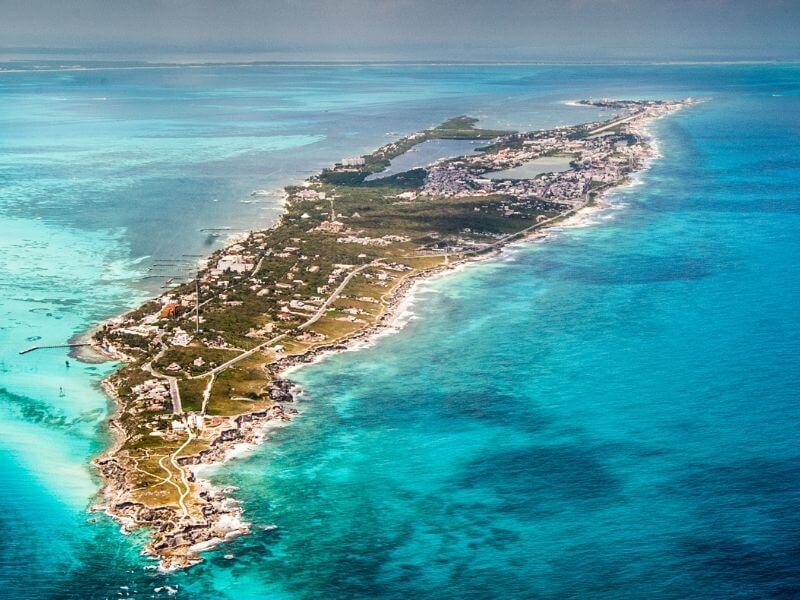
0,0 -> 798,62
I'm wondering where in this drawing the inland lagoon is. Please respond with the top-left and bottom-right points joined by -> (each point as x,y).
365,138 -> 488,181
486,154 -> 574,179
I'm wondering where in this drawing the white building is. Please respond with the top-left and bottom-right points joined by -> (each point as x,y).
187,413 -> 205,430
215,256 -> 254,274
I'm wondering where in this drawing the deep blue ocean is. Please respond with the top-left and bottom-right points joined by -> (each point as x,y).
1,63 -> 799,599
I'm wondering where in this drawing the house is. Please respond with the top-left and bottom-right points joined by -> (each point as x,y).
316,220 -> 346,233
171,328 -> 192,346
160,303 -> 179,319
216,256 -> 254,274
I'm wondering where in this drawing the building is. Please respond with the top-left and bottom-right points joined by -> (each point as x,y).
159,303 -> 179,319
216,256 -> 254,274
187,413 -> 205,430
316,220 -> 346,233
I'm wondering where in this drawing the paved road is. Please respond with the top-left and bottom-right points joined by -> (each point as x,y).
197,333 -> 288,379
144,363 -> 182,415
144,338 -> 183,414
588,112 -> 639,135
299,261 -> 377,330
167,377 -> 182,414
195,261 -> 378,380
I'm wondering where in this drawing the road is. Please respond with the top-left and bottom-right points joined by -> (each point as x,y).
425,202 -> 587,262
299,261 -> 377,330
193,209 -> 586,385
162,261 -> 379,520
157,454 -> 185,512
196,332 -> 287,379
167,377 -> 182,414
588,111 -> 640,135
143,338 -> 183,414
170,429 -> 194,517
194,260 -> 378,380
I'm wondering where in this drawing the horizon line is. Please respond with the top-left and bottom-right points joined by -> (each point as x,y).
2,58 -> 800,74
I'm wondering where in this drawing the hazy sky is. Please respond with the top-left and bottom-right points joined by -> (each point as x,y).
1,0 -> 798,61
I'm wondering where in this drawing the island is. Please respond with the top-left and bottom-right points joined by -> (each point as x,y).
90,98 -> 692,570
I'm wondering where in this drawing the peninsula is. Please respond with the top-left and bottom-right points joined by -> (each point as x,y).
91,99 -> 691,569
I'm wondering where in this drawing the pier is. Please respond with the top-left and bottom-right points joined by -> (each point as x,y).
19,343 -> 90,355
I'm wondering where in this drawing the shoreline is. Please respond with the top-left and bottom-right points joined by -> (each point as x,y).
86,99 -> 692,569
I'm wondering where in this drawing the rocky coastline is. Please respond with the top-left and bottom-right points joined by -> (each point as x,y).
92,376 -> 297,570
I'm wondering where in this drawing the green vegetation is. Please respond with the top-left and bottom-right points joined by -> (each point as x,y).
319,116 -> 511,186
177,378 -> 206,413
430,115 -> 510,139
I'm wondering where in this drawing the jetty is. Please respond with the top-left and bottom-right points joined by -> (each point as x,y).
19,343 -> 90,355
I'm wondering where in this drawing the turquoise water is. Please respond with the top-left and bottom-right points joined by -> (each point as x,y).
1,64 -> 799,598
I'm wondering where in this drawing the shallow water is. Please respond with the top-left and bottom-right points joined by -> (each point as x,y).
2,63 -> 799,598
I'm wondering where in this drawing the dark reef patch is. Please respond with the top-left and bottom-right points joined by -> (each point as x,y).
457,443 -> 620,515
554,254 -> 712,285
0,386 -> 102,430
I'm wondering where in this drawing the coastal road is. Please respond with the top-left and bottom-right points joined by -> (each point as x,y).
469,181 -> 619,254
164,263 -> 381,521
201,202 -> 648,389
481,207 -> 581,250
439,203 -> 587,260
